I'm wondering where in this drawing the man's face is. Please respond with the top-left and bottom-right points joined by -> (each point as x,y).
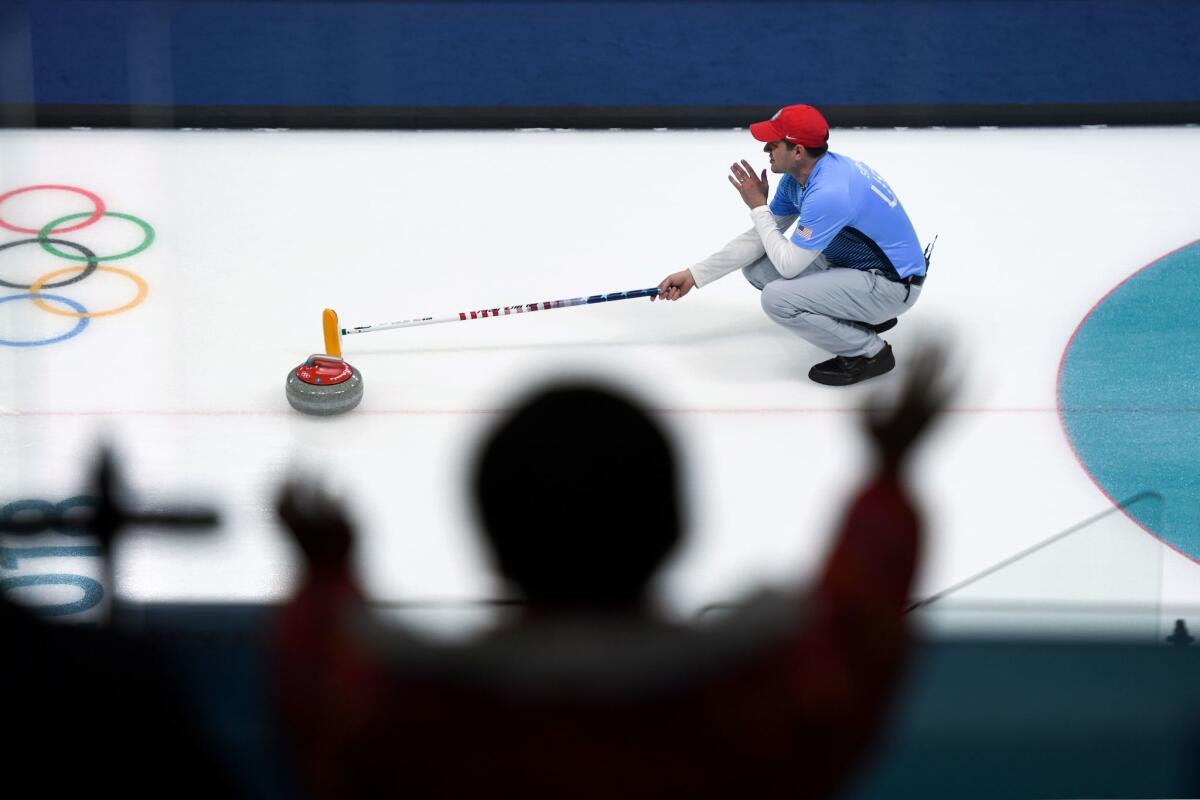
763,139 -> 801,173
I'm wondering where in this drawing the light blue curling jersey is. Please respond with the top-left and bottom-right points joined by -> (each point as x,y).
769,152 -> 926,280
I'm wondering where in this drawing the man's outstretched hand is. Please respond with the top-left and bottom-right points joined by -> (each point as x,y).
861,341 -> 955,471
276,477 -> 355,565
655,268 -> 696,301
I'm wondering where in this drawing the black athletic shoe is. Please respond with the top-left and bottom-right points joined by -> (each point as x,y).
870,318 -> 897,334
808,343 -> 896,386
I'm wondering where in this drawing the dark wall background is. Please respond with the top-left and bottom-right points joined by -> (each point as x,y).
137,604 -> 1200,799
1,2 -> 1198,129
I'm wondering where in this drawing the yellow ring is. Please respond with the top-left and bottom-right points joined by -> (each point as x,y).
29,265 -> 148,318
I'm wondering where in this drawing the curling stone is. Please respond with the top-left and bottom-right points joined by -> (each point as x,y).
286,354 -> 363,416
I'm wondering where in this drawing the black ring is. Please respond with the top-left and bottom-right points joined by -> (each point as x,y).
0,237 -> 98,289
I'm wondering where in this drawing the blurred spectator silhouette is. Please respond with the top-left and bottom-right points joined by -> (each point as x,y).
273,345 -> 951,799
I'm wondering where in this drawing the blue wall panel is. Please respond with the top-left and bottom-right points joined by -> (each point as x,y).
2,0 -> 1198,124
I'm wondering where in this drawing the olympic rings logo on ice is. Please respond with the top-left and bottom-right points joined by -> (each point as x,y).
0,184 -> 155,348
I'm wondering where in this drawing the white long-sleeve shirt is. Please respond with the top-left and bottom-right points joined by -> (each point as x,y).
688,208 -> 820,288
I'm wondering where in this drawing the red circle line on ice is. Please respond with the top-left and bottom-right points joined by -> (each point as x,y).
0,185 -> 106,235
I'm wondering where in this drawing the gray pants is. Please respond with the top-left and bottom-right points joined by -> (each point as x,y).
743,254 -> 921,358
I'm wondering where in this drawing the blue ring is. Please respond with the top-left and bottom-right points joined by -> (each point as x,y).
0,293 -> 89,347
1059,240 -> 1200,561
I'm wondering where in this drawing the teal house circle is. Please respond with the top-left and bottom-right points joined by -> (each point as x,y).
1058,239 -> 1200,562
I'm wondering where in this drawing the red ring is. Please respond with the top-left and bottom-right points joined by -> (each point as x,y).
0,185 -> 106,234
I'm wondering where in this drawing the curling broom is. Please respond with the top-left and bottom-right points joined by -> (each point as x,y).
286,286 -> 661,416
338,286 -> 661,339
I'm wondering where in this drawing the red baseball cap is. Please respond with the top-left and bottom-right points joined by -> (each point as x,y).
749,105 -> 829,148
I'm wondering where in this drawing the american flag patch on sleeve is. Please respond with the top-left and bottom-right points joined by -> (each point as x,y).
797,226 -> 813,240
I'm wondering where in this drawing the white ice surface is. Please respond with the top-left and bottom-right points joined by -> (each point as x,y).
1,126 -> 1198,633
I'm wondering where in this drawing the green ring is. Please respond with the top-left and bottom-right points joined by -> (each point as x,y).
37,211 -> 155,261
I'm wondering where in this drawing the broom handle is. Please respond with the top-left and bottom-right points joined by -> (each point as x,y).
340,287 -> 661,337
